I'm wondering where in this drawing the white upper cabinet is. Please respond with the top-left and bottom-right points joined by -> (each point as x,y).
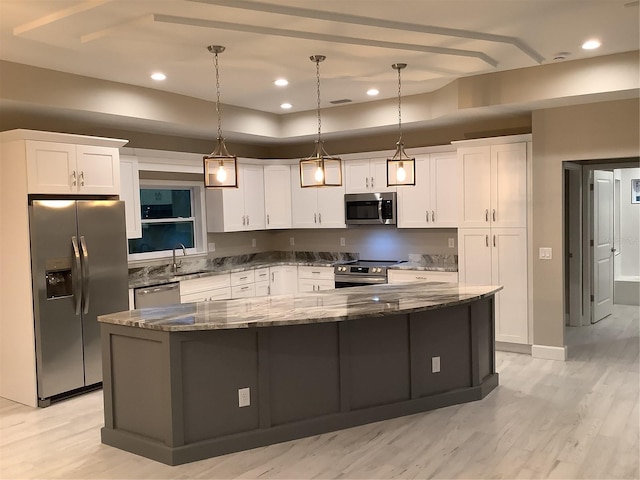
263,164 -> 292,229
26,140 -> 121,195
397,152 -> 458,228
345,158 -> 395,194
458,142 -> 527,228
290,164 -> 346,229
119,156 -> 142,239
206,163 -> 266,232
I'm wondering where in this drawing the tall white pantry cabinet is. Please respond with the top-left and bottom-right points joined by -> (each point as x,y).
455,136 -> 531,345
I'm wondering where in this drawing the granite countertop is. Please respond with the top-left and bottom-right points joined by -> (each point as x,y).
128,251 -> 358,289
387,254 -> 458,272
99,282 -> 501,332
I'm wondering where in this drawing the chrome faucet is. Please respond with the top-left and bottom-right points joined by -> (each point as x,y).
172,243 -> 187,273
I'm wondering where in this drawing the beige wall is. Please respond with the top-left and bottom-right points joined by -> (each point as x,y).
531,98 -> 640,347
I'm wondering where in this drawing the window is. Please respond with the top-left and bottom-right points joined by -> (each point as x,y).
128,181 -> 206,261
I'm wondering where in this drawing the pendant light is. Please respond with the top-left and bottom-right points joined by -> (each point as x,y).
299,55 -> 342,188
204,45 -> 238,188
387,63 -> 415,187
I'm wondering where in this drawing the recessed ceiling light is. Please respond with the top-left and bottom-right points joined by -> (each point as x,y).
151,72 -> 166,81
582,39 -> 601,50
274,79 -> 288,87
280,103 -> 292,109
367,88 -> 379,96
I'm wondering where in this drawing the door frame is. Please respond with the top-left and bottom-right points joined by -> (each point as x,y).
563,158 -> 640,329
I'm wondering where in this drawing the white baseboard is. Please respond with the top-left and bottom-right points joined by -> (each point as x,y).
496,341 -> 532,355
531,344 -> 567,361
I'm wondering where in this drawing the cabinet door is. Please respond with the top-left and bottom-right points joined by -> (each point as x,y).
458,146 -> 492,228
492,228 -> 528,344
264,165 -> 292,229
242,164 -> 265,230
76,145 -> 120,195
491,143 -> 527,228
457,228 -> 492,285
370,158 -> 395,193
430,152 -> 459,227
270,266 -> 298,295
317,185 -> 345,228
25,140 -> 76,194
316,279 -> 335,290
345,160 -> 371,193
255,281 -> 270,297
119,156 -> 142,239
221,173 -> 246,232
397,156 -> 429,228
291,165 -> 319,228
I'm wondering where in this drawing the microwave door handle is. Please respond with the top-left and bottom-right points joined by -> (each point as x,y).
71,236 -> 82,315
378,199 -> 384,224
80,235 -> 90,315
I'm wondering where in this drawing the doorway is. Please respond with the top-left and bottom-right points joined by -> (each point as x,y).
564,158 -> 640,331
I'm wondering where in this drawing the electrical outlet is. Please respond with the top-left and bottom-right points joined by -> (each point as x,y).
208,242 -> 215,252
448,238 -> 455,248
340,237 -> 346,247
431,356 -> 441,373
289,237 -> 295,246
252,238 -> 256,248
238,387 -> 250,407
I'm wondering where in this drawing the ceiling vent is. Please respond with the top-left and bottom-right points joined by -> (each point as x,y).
330,98 -> 352,105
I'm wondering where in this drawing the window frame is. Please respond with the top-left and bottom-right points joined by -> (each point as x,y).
127,179 -> 207,262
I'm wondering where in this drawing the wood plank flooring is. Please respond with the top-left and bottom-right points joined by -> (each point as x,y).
1,305 -> 638,479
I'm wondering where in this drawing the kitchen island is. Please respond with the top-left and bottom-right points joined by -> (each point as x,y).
99,282 -> 501,465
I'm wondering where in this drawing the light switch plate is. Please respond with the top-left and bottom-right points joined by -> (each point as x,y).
539,247 -> 552,260
238,387 -> 250,407
448,238 -> 455,248
252,238 -> 256,248
340,237 -> 346,247
289,237 -> 295,246
432,356 -> 441,373
208,242 -> 215,252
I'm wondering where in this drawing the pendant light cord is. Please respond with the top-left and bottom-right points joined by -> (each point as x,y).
214,51 -> 222,140
397,65 -> 402,142
316,58 -> 322,141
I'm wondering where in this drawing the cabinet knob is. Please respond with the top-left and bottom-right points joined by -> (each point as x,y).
486,235 -> 489,247
267,214 -> 270,225
492,209 -> 496,222
247,215 -> 249,225
493,235 -> 496,247
485,209 -> 489,222
432,210 -> 435,222
371,177 -> 374,188
79,171 -> 85,187
71,171 -> 77,187
426,211 -> 429,222
365,177 -> 369,188
314,213 -> 317,223
318,212 -> 322,224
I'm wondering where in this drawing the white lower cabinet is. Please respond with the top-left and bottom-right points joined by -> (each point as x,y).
458,227 -> 528,344
270,265 -> 298,295
180,274 -> 232,303
297,266 -> 335,292
387,270 -> 458,284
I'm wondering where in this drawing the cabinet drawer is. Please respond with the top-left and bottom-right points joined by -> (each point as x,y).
254,268 -> 270,283
388,270 -> 458,284
298,266 -> 334,280
232,284 -> 255,298
181,287 -> 231,303
231,270 -> 255,286
180,274 -> 230,295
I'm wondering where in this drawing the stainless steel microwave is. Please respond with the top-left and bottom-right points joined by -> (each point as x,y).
345,192 -> 397,225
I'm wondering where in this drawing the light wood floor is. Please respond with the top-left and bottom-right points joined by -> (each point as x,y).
1,305 -> 638,479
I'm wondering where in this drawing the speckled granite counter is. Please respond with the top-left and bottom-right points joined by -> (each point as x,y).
100,282 -> 500,332
128,251 -> 358,288
388,253 -> 458,272
101,281 -> 499,465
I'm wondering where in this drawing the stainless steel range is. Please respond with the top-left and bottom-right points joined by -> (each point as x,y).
334,260 -> 404,288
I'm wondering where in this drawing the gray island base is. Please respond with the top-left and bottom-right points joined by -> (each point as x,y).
99,282 -> 502,466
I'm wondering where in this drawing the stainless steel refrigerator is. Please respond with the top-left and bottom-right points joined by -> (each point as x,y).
29,199 -> 129,406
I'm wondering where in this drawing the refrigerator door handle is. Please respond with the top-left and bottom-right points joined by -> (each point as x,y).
80,235 -> 90,315
71,236 -> 82,315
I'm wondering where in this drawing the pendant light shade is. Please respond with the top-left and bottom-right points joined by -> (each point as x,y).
204,45 -> 238,188
299,55 -> 342,188
387,63 -> 416,187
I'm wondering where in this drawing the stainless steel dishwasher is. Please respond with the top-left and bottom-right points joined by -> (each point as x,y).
134,282 -> 180,308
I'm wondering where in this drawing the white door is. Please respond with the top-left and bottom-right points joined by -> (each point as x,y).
264,165 -> 292,229
593,170 -> 614,322
491,143 -> 527,228
457,228 -> 492,285
76,145 -> 120,195
492,228 -> 528,344
25,140 -> 77,194
345,160 -> 371,193
458,146 -> 492,227
397,156 -> 429,228
242,164 -> 265,230
430,152 -> 459,227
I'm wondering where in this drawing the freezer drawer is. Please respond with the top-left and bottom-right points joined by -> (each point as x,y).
134,282 -> 181,308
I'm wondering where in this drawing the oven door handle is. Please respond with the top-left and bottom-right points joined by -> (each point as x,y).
335,274 -> 388,285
